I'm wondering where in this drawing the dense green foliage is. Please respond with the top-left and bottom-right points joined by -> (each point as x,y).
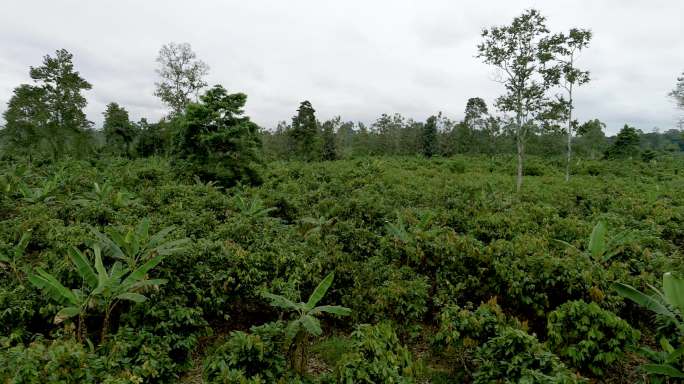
0,154 -> 682,382
547,300 -> 640,376
173,85 -> 262,186
1,8 -> 684,384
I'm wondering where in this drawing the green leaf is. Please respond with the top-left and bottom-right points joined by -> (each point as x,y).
612,282 -> 676,319
121,254 -> 163,287
93,244 -> 108,289
262,292 -> 300,311
135,218 -> 150,242
127,278 -> 167,291
14,231 -> 31,257
312,305 -> 351,316
285,319 -> 302,343
54,306 -> 81,324
0,254 -> 9,263
642,364 -> 684,378
663,272 -> 684,313
29,269 -> 79,305
588,221 -> 606,259
115,292 -> 147,303
551,238 -> 579,253
68,247 -> 97,288
305,272 -> 334,311
300,315 -> 322,336
91,228 -> 125,261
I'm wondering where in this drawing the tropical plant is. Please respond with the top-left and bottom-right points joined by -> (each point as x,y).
473,327 -> 584,383
555,221 -> 636,263
262,272 -> 351,374
336,322 -> 417,383
233,196 -> 276,220
613,272 -> 684,380
74,182 -> 135,209
91,218 -> 189,269
17,178 -> 59,203
203,321 -> 287,383
29,243 -> 167,342
547,300 -> 640,376
0,230 -> 31,281
300,215 -> 335,238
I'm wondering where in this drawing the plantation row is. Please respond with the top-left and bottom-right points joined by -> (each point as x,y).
1,155 -> 683,383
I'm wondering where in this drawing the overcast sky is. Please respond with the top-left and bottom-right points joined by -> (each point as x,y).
1,0 -> 682,134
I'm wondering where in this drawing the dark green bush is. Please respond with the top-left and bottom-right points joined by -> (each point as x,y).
432,299 -> 506,352
335,322 -> 417,383
547,300 -> 640,376
473,327 -> 584,383
203,322 -> 287,383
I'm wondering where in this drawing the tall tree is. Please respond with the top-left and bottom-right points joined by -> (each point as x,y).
1,85 -> 49,160
546,29 -> 592,181
422,115 -> 438,158
576,119 -> 606,159
174,85 -> 261,185
154,42 -> 209,116
372,113 -> 405,155
604,124 -> 640,159
290,100 -> 318,161
478,9 -> 558,191
464,97 -> 489,130
672,72 -> 684,123
29,49 -> 92,133
321,117 -> 339,161
102,103 -> 135,156
3,49 -> 92,158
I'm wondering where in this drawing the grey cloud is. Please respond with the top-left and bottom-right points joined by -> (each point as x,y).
0,0 -> 682,135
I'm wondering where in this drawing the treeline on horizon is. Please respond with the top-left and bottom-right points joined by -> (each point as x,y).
1,9 -> 683,184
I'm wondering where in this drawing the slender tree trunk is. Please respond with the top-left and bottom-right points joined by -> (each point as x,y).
77,312 -> 85,343
565,82 -> 574,182
101,309 -> 110,343
516,112 -> 524,193
516,137 -> 524,192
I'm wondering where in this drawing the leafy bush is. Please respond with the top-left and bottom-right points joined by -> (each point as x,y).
547,300 -> 640,376
203,322 -> 287,383
368,265 -> 429,327
335,322 -> 417,383
473,327 -> 584,383
0,338 -> 142,383
432,299 -> 506,352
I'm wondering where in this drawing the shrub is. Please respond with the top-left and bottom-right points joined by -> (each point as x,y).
432,299 -> 505,352
0,338 -> 100,383
203,322 -> 287,383
335,322 -> 417,383
473,327 -> 584,383
547,300 -> 640,376
369,266 -> 429,327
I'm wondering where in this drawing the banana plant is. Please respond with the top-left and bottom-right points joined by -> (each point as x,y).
29,243 -> 167,343
0,230 -> 31,281
300,216 -> 335,239
233,196 -> 276,220
556,221 -> 636,263
74,182 -> 135,209
0,164 -> 28,195
262,272 -> 351,374
613,272 -> 684,380
385,214 -> 411,244
17,177 -> 59,203
91,218 -> 189,269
